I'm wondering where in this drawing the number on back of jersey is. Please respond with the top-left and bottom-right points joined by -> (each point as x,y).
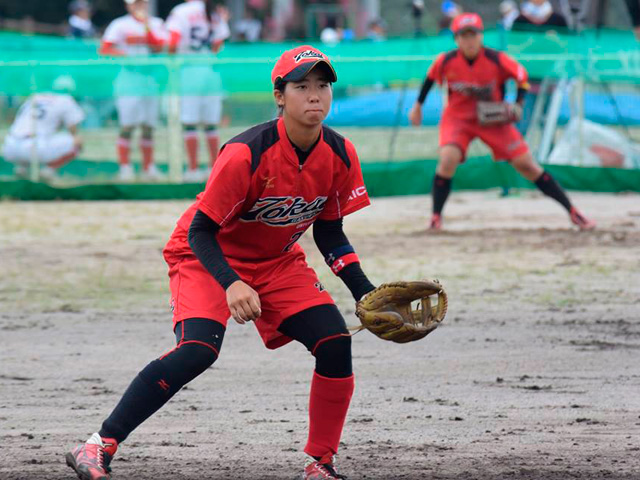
189,25 -> 211,52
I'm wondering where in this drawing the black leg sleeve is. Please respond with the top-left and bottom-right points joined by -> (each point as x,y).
432,173 -> 452,215
534,170 -> 572,212
278,304 -> 352,378
99,319 -> 225,443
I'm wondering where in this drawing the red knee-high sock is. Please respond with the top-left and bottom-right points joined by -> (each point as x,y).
305,372 -> 355,461
140,139 -> 154,171
184,131 -> 199,170
206,131 -> 219,167
117,138 -> 131,166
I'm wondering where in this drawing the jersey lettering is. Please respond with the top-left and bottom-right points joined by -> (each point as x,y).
283,231 -> 305,252
189,25 -> 210,51
347,186 -> 367,202
241,196 -> 328,227
449,81 -> 495,100
294,50 -> 324,63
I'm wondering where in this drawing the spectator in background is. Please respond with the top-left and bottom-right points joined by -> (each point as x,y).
366,18 -> 387,42
319,15 -> 354,45
513,0 -> 568,30
499,0 -> 520,31
624,0 -> 640,39
412,0 -> 425,37
68,0 -> 96,39
438,1 -> 462,35
512,0 -> 568,137
235,7 -> 262,42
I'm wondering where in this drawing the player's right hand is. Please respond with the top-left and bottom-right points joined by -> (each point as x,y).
409,103 -> 423,127
226,280 -> 261,324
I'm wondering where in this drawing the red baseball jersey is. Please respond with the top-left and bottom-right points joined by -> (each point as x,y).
164,117 -> 370,262
428,47 -> 529,121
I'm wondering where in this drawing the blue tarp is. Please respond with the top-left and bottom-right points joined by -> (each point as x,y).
325,90 -> 640,127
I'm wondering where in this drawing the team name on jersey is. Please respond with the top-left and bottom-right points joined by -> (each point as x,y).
294,50 -> 324,63
241,196 -> 328,226
449,81 -> 494,100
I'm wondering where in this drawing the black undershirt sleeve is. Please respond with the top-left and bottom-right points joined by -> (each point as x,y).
417,77 -> 435,105
516,87 -> 528,104
313,218 -> 376,301
628,0 -> 640,27
188,209 -> 241,290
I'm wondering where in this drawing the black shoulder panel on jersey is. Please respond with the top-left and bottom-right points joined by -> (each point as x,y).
442,49 -> 458,68
322,125 -> 351,169
223,119 -> 280,173
484,48 -> 501,67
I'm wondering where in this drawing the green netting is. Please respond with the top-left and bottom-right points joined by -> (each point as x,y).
1,156 -> 638,201
1,29 -> 639,197
1,29 -> 639,97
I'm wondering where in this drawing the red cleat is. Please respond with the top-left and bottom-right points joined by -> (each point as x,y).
570,207 -> 596,230
65,433 -> 118,480
430,213 -> 442,230
301,457 -> 348,479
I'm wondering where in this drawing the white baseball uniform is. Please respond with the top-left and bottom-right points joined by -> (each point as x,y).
166,0 -> 230,125
102,14 -> 166,127
2,93 -> 84,164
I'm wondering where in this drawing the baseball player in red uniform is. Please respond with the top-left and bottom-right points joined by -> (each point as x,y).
409,13 -> 595,231
66,45 -> 374,480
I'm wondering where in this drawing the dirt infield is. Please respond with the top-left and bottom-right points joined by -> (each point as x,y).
1,191 -> 639,480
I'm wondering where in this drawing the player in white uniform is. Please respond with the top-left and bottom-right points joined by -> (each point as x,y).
166,0 -> 230,182
101,0 -> 166,182
2,76 -> 84,181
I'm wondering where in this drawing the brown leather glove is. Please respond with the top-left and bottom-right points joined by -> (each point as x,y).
477,101 -> 523,125
355,280 -> 447,343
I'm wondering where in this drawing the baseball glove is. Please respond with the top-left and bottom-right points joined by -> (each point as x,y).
355,280 -> 447,343
476,101 -> 522,125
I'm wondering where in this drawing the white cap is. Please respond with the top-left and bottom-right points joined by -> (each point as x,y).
124,0 -> 148,4
52,75 -> 77,94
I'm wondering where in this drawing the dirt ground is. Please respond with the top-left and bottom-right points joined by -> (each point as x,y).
1,190 -> 639,480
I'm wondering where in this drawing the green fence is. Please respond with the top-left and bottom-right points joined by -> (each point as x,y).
1,29 -> 639,199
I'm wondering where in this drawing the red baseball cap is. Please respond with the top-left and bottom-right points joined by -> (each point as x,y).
451,13 -> 484,35
271,45 -> 337,87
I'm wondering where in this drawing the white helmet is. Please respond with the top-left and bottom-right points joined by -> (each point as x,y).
52,75 -> 77,94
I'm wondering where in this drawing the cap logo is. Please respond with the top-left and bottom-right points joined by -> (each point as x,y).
294,50 -> 324,63
459,15 -> 476,26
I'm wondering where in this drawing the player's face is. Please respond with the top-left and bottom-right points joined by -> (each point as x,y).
455,30 -> 483,59
276,69 -> 333,127
126,0 -> 149,20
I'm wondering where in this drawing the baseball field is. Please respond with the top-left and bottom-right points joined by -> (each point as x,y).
1,190 -> 639,479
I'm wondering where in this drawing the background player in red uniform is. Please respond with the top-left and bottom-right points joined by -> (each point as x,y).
66,45 -> 374,480
409,13 -> 595,231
